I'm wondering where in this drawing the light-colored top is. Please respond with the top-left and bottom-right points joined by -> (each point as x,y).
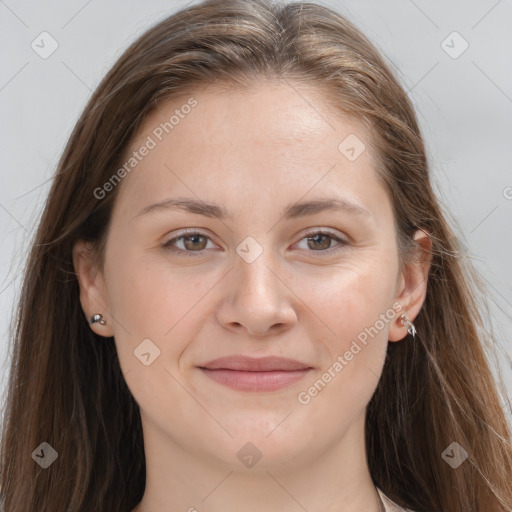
377,487 -> 416,512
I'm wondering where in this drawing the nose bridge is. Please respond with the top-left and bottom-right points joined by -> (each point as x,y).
233,234 -> 282,304
216,233 -> 296,335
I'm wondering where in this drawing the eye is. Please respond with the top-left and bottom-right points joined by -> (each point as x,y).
162,228 -> 348,257
162,229 -> 216,256
295,229 -> 348,255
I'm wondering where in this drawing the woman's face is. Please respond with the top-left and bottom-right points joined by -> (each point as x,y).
75,81 -> 428,472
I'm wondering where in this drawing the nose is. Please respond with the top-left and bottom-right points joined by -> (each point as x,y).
216,249 -> 297,337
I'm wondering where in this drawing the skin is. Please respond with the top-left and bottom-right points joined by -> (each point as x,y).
74,80 -> 431,512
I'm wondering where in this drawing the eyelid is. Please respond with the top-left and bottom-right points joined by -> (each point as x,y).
300,227 -> 347,242
162,228 -> 218,252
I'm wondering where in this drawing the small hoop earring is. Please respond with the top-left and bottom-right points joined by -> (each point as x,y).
90,313 -> 106,326
399,313 -> 416,339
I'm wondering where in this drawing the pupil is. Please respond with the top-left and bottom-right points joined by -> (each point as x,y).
186,235 -> 205,250
310,234 -> 330,250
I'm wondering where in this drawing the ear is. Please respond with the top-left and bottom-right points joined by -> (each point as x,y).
388,229 -> 432,342
72,239 -> 114,337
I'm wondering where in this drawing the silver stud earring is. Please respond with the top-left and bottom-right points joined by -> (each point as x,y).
399,313 -> 416,339
90,313 -> 106,326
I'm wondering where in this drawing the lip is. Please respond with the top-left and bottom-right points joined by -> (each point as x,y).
200,355 -> 312,371
198,356 -> 313,392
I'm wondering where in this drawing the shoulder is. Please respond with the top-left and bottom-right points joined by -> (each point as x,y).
376,487 -> 417,512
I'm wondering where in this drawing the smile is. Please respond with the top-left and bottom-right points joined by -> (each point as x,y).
199,368 -> 312,392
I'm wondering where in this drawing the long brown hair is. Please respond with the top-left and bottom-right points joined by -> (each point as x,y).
1,1 -> 511,510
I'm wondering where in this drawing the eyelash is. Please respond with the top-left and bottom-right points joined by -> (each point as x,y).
162,228 -> 348,257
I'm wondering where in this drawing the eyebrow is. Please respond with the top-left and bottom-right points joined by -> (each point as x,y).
134,196 -> 372,221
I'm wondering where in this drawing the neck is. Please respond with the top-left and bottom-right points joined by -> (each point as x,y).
132,411 -> 383,512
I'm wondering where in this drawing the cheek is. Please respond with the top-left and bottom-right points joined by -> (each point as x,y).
300,251 -> 398,347
294,251 -> 398,406
107,241 -> 210,320
103,252 -> 210,419
106,258 -> 175,333
104,248 -> 224,369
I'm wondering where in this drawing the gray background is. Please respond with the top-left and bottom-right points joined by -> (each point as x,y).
1,0 -> 511,420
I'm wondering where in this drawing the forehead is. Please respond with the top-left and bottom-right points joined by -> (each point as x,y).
133,81 -> 370,153
113,81 -> 386,220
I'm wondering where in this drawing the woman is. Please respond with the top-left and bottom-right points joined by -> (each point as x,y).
1,0 -> 511,510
